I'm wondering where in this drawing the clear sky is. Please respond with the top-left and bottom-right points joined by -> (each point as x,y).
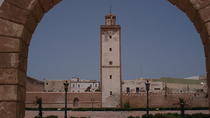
27,0 -> 206,80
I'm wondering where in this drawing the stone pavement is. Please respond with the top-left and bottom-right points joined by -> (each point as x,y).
25,110 -> 209,118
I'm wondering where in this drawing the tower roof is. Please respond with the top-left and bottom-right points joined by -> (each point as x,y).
104,13 -> 116,25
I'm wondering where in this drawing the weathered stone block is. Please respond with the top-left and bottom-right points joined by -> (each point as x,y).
32,0 -> 44,22
0,85 -> 25,101
199,5 -> 210,22
0,52 -> 26,72
53,0 -> 62,5
0,53 -> 19,68
25,14 -> 38,33
0,36 -> 21,52
0,69 -> 26,86
0,1 -> 29,24
6,0 -> 37,10
191,0 -> 210,9
206,22 -> 210,36
0,18 -> 24,38
38,0 -> 54,12
0,102 -> 18,118
22,29 -> 32,45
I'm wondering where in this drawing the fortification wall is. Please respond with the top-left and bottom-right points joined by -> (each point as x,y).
26,77 -> 44,92
26,92 -> 208,108
26,92 -> 102,108
122,93 -> 208,108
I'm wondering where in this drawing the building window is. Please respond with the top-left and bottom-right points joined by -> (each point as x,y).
109,48 -> 112,51
109,35 -> 112,39
154,88 -> 160,90
126,87 -> 130,93
109,61 -> 113,65
110,91 -> 112,95
78,84 -> 80,88
136,87 -> 140,93
109,75 -> 112,79
95,84 -> 97,87
46,83 -> 48,85
72,84 -> 75,88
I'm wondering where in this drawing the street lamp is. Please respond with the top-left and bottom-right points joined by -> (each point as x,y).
36,97 -> 43,118
64,81 -> 69,118
145,80 -> 150,117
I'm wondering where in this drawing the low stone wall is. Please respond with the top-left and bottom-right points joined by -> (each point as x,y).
26,92 -> 102,108
26,92 -> 208,108
122,92 -> 208,108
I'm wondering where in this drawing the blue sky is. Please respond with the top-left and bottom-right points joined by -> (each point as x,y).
27,0 -> 206,80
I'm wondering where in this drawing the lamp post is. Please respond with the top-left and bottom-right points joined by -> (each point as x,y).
36,97 -> 42,118
145,80 -> 150,117
64,81 -> 69,118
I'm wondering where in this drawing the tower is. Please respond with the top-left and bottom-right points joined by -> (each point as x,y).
100,13 -> 122,108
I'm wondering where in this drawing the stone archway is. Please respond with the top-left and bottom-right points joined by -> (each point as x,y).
0,0 -> 209,118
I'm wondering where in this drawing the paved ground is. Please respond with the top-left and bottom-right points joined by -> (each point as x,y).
25,110 -> 209,118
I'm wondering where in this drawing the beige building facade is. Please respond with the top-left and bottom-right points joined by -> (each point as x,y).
44,78 -> 99,93
122,79 -> 163,93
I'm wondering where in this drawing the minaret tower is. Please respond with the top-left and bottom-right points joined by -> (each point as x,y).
100,13 -> 122,108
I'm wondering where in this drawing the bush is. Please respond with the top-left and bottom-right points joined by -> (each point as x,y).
34,115 -> 58,118
26,107 -> 209,111
127,116 -> 140,118
124,101 -> 130,108
46,115 -> 58,118
129,113 -> 210,118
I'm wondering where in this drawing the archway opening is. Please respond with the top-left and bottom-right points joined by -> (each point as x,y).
73,97 -> 79,107
0,0 -> 209,117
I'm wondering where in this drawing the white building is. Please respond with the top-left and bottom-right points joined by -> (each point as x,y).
122,79 -> 163,93
44,77 -> 100,93
70,78 -> 99,92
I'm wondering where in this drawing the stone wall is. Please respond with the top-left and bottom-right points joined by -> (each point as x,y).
26,92 -> 102,108
26,77 -> 44,92
122,93 -> 208,108
26,92 -> 208,108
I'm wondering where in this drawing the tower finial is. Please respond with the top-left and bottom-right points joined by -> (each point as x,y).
109,5 -> 112,14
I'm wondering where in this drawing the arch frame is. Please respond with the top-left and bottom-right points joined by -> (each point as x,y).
0,0 -> 209,117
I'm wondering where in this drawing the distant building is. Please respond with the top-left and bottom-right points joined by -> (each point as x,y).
70,78 -> 100,93
184,75 -> 207,80
122,79 -> 163,93
44,77 -> 100,92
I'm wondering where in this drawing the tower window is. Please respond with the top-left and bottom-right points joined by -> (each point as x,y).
136,87 -> 140,93
126,87 -> 130,93
109,48 -> 112,51
109,75 -> 112,79
109,61 -> 113,65
110,91 -> 112,95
